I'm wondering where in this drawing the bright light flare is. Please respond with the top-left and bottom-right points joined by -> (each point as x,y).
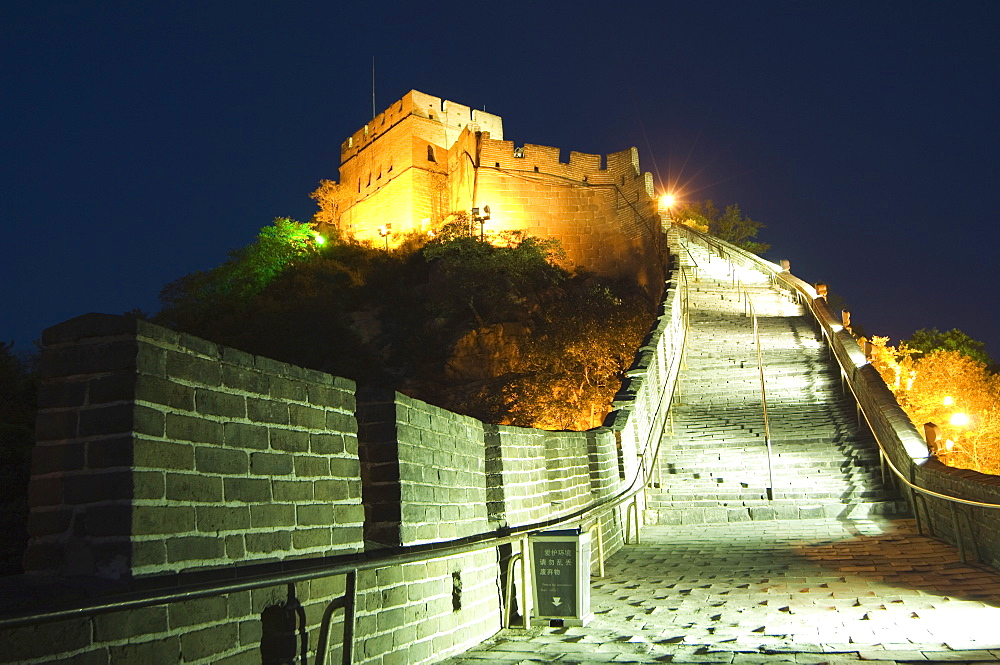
949,412 -> 971,427
660,193 -> 676,208
942,395 -> 955,406
314,233 -> 326,246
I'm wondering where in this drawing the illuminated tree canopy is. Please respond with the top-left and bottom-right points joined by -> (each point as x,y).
904,327 -> 993,367
674,200 -> 770,255
155,217 -> 652,430
867,333 -> 1000,475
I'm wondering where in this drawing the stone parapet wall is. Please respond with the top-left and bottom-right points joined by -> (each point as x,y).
353,550 -> 500,665
484,427 -> 622,528
357,388 -> 489,547
340,90 -> 504,164
26,313 -> 364,581
470,138 -> 664,294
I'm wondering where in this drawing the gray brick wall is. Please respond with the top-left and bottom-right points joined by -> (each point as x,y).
24,313 -> 363,581
8,314 -> 364,665
6,264 -> 687,665
1,577 -> 352,665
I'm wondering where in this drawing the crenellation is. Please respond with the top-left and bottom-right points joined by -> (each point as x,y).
317,91 -> 665,293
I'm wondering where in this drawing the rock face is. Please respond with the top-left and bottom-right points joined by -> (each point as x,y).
444,322 -> 529,382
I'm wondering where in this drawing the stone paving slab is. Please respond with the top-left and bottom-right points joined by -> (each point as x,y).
440,518 -> 1000,665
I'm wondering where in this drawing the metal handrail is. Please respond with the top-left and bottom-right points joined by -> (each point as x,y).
677,229 -> 777,501
741,281 -> 776,501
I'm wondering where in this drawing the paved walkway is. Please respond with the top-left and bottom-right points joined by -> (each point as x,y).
443,518 -> 1000,664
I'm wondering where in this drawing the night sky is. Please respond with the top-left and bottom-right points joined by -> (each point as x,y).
4,2 -> 999,360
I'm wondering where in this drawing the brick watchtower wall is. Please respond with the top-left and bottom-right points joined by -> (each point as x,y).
331,90 -> 504,243
317,91 -> 665,298
469,135 -> 665,296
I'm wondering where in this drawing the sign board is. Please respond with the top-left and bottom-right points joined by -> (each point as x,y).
530,529 -> 593,626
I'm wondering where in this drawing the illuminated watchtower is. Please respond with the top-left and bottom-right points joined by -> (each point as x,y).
319,89 -> 665,294
333,90 -> 503,244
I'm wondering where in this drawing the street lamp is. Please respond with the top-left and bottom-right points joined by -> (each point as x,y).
471,205 -> 490,241
378,224 -> 391,251
659,193 -> 676,224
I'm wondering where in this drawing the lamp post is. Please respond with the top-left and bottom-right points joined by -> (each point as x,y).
378,224 -> 390,251
471,205 -> 490,241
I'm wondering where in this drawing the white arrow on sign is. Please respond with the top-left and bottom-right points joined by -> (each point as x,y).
551,597 -> 562,607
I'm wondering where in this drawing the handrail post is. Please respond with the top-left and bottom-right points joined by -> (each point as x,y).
949,502 -> 967,564
520,536 -> 531,629
342,570 -> 357,665
748,291 -> 775,501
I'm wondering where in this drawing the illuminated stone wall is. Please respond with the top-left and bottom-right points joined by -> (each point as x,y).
485,426 -> 626,567
25,313 -> 364,580
462,133 -> 664,291
331,90 -> 503,241
357,387 -> 490,547
318,90 -> 666,295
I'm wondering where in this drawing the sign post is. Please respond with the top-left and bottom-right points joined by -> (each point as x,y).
530,529 -> 593,626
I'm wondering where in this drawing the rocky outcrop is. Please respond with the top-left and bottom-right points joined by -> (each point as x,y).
444,322 -> 529,382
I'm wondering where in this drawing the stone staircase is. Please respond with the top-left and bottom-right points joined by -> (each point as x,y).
647,243 -> 908,524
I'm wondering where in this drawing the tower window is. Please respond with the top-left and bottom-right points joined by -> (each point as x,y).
427,145 -> 436,162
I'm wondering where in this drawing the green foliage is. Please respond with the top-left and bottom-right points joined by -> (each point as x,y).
157,217 -> 322,330
423,231 -> 566,326
155,219 -> 652,430
677,200 -> 770,254
503,280 -> 650,429
904,328 -> 993,367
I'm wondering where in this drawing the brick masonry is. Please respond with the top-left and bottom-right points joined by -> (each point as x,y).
1,290 -> 688,665
317,90 -> 667,299
25,313 -> 363,580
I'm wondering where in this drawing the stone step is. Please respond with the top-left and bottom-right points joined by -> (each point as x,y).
657,244 -> 904,526
645,499 -> 912,525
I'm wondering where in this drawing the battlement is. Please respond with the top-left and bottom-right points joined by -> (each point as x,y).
322,90 -> 663,292
480,138 -> 644,187
340,90 -> 503,163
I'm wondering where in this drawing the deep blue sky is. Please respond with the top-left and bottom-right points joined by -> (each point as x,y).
4,1 -> 999,359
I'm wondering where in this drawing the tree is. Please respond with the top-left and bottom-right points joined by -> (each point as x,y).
157,217 -> 320,331
904,328 -> 993,367
309,179 -> 340,227
866,334 -> 1000,475
903,350 -> 1000,474
675,200 -> 770,254
422,228 -> 566,327
154,216 -> 653,432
